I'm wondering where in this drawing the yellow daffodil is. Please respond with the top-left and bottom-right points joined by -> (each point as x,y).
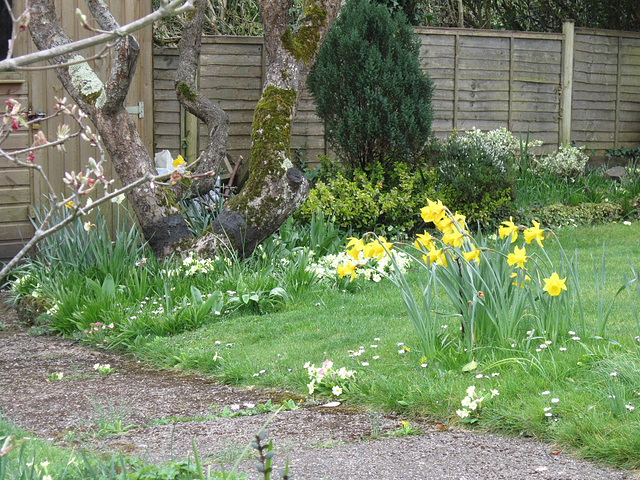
542,272 -> 567,296
499,217 -> 519,243
337,262 -> 357,282
463,247 -> 481,264
172,155 -> 186,168
363,237 -> 392,259
436,215 -> 453,234
422,248 -> 442,265
414,231 -> 435,251
420,199 -> 446,224
64,200 -> 75,209
524,221 -> 545,247
346,237 -> 364,260
507,245 -> 527,269
442,230 -> 464,248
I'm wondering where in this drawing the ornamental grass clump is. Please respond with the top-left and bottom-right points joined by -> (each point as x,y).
338,199 -> 584,359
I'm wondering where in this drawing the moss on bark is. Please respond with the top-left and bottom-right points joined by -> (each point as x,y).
281,2 -> 328,64
226,84 -> 296,224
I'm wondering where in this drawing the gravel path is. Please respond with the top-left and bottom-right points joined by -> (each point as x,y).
1,297 -> 637,479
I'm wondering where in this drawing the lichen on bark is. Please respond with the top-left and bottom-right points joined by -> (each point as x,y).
68,55 -> 106,107
281,2 -> 328,64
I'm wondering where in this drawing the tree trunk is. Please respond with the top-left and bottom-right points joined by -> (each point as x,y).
175,0 -> 230,195
194,0 -> 341,258
29,0 -> 340,260
28,0 -> 192,256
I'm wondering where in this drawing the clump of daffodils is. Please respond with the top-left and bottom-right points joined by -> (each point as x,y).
456,385 -> 499,423
329,236 -> 410,283
419,199 -> 567,298
304,359 -> 356,397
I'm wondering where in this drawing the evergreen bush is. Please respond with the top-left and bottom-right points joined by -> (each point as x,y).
307,0 -> 434,175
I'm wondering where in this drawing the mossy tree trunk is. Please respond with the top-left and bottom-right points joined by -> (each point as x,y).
28,0 -> 192,256
194,0 -> 341,258
29,0 -> 340,260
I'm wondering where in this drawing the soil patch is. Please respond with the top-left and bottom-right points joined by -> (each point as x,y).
0,294 -> 637,479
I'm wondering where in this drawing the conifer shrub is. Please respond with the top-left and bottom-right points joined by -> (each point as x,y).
307,0 -> 434,175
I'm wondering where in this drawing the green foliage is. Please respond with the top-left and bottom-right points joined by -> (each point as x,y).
307,0 -> 434,173
531,144 -> 589,179
522,203 -> 624,228
606,146 -> 640,164
297,162 -> 437,235
409,0 -> 640,33
429,130 -> 517,228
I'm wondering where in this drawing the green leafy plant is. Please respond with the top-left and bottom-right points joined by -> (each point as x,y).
429,129 -> 519,228
532,144 -> 589,179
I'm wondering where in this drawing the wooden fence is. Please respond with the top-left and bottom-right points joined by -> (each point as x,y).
2,21 -> 640,260
154,24 -> 640,167
0,0 -> 154,261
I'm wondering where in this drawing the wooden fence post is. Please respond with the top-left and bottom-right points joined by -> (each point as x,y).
561,19 -> 575,146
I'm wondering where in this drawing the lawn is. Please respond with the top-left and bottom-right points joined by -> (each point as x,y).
7,211 -> 640,475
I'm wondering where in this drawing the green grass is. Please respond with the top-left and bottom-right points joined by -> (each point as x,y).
5,217 -> 640,475
129,222 -> 640,471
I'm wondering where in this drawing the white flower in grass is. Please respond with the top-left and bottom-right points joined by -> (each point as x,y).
551,398 -> 560,403
610,372 -> 618,377
626,404 -> 635,411
541,391 -> 551,395
466,385 -> 476,396
456,408 -> 470,418
559,347 -> 567,352
490,389 -> 500,397
332,385 -> 343,396
373,355 -> 380,360
361,362 -> 369,366
568,331 -> 576,335
623,221 -> 632,226
475,374 -> 484,379
571,336 -> 581,341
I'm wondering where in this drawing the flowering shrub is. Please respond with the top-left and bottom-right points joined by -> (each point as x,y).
532,144 -> 589,179
429,129 -> 528,226
456,385 -> 499,423
459,127 -> 543,167
304,359 -> 356,397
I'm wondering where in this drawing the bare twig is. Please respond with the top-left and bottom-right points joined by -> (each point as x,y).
0,0 -> 193,72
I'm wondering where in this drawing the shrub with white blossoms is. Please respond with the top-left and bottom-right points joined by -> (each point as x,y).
304,359 -> 357,397
531,144 -> 589,179
456,385 -> 499,423
460,127 -> 543,169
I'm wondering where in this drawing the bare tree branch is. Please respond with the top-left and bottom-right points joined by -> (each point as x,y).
0,0 -> 193,72
175,0 -> 229,192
